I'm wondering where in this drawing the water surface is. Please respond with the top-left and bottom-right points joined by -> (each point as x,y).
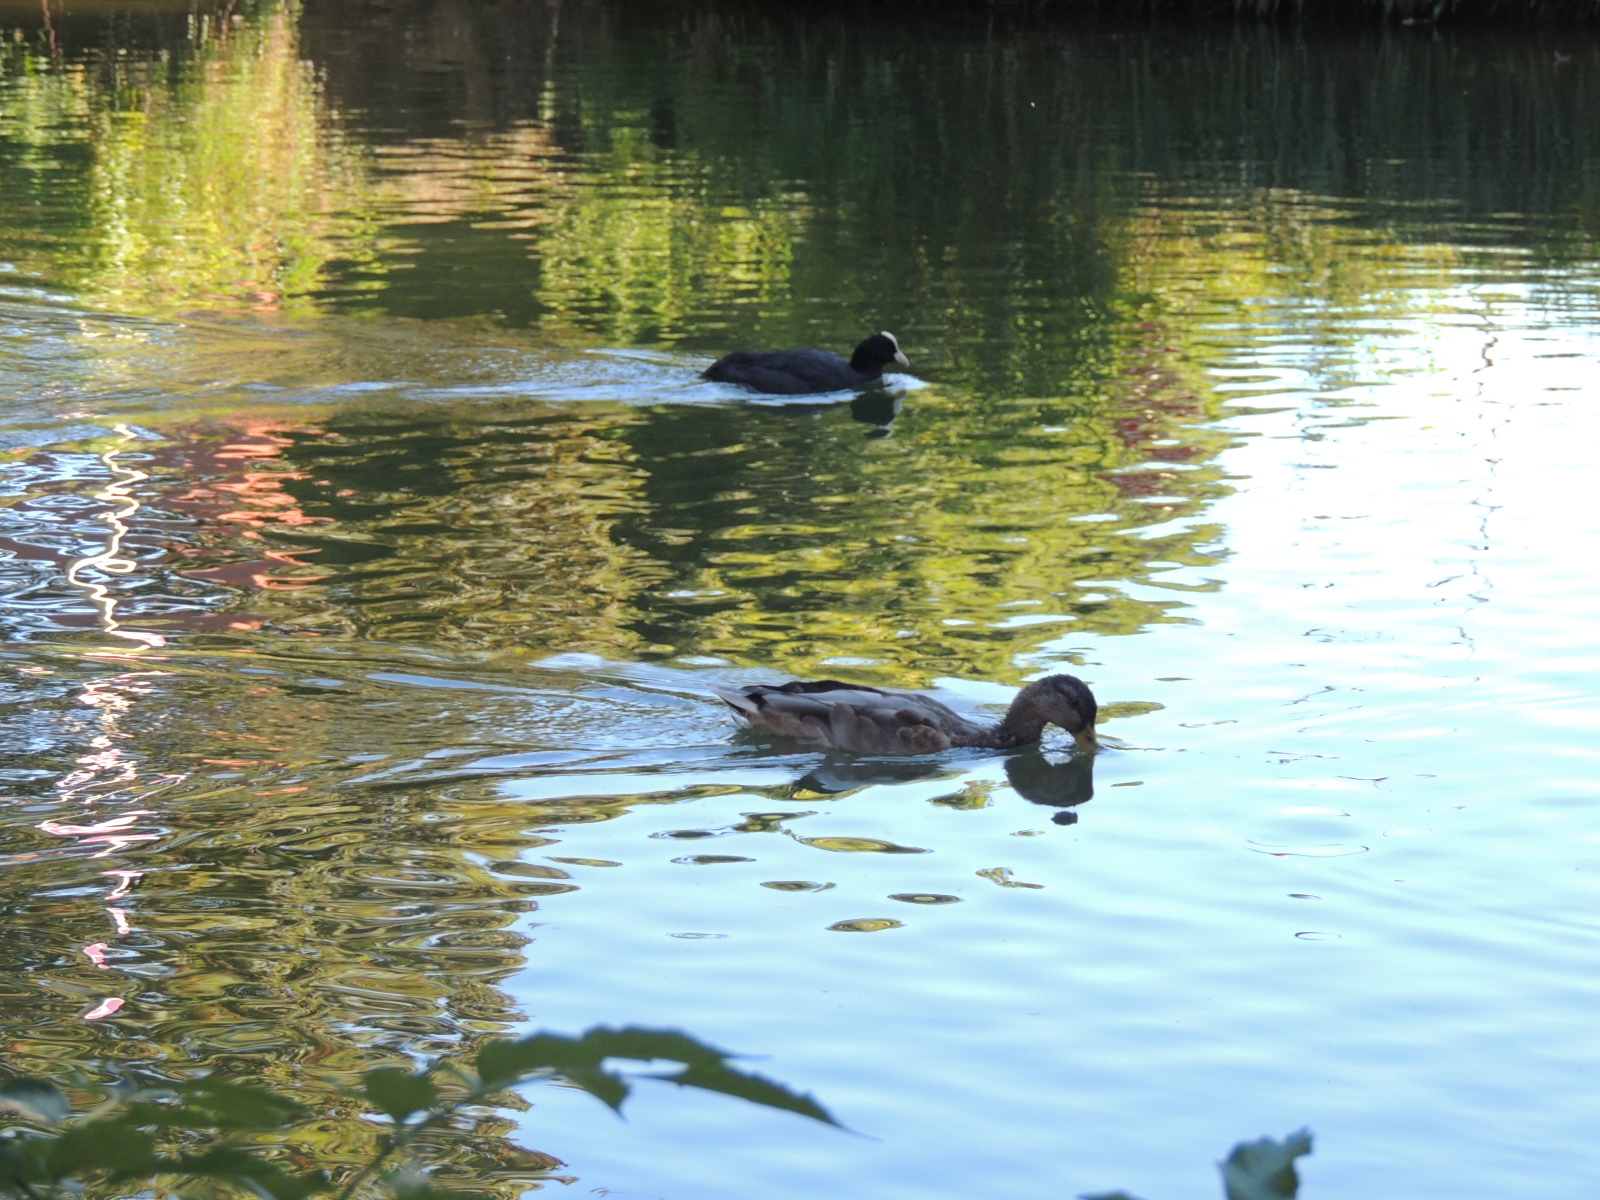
1,4 -> 1599,1197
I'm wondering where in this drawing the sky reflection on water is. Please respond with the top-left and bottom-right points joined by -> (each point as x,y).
1,4 -> 1599,1199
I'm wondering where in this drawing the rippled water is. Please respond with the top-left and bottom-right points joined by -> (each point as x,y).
2,3 -> 1599,1197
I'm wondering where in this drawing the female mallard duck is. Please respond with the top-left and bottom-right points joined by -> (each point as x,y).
710,674 -> 1097,757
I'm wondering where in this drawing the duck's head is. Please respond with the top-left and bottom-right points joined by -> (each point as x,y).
1016,674 -> 1098,753
851,331 -> 911,372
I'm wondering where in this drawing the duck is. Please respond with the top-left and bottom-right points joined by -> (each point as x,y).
702,331 -> 910,395
710,674 -> 1097,757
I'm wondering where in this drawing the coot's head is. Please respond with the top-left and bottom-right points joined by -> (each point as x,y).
849,331 -> 911,374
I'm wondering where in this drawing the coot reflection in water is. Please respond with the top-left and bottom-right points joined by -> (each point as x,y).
850,390 -> 903,438
731,385 -> 906,438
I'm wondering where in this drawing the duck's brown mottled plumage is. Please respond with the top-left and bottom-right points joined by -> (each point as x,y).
710,674 -> 1097,757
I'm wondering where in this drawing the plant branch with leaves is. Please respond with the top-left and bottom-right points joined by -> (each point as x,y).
0,1026 -> 838,1200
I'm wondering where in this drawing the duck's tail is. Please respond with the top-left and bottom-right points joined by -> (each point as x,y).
708,684 -> 759,720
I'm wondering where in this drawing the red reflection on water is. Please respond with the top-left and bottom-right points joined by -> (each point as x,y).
1099,333 -> 1214,501
83,997 -> 124,1020
160,422 -> 335,594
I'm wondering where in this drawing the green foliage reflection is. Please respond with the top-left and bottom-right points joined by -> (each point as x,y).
15,361 -> 1228,685
0,1 -> 371,313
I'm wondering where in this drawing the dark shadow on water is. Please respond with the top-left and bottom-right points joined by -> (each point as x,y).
1005,751 -> 1095,825
792,754 -> 954,796
850,389 -> 903,438
743,385 -> 905,439
779,747 -> 1094,823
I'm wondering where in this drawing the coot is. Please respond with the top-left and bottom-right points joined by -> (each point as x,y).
702,331 -> 910,395
709,674 -> 1098,757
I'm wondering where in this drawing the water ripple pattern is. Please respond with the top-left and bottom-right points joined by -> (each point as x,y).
0,7 -> 1599,1200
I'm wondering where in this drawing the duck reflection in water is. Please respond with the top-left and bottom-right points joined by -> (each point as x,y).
782,751 -> 1094,824
789,755 -> 953,797
1005,751 -> 1095,825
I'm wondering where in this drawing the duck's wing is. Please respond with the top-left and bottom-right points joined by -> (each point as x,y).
703,349 -> 855,395
710,680 -> 967,756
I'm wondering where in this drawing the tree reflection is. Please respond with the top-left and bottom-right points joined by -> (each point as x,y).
5,1 -> 1593,351
1,2 -> 371,314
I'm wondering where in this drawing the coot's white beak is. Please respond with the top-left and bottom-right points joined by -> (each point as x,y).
881,331 -> 909,370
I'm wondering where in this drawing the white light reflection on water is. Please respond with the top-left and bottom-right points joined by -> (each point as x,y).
63,424 -> 168,651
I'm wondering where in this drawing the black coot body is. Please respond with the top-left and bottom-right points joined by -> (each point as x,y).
703,331 -> 909,395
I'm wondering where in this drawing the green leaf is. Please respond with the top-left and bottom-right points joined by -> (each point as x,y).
476,1027 -> 837,1126
476,1026 -> 730,1090
1222,1129 -> 1314,1200
0,1136 -> 54,1189
361,1069 -> 439,1123
121,1079 -> 304,1132
565,1028 -> 732,1070
665,1063 -> 838,1126
0,1077 -> 71,1126
45,1122 -> 158,1176
475,1036 -> 582,1090
383,1171 -> 463,1200
166,1148 -> 330,1200
177,1078 -> 305,1130
552,1068 -> 629,1113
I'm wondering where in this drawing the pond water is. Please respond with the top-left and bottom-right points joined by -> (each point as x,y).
1,2 -> 1599,1196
